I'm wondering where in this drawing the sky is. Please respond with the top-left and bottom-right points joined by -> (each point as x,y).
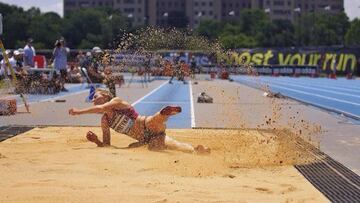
0,0 -> 359,20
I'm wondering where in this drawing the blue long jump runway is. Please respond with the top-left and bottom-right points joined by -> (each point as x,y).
232,76 -> 360,120
133,80 -> 192,129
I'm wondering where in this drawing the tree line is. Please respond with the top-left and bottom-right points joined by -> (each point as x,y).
0,2 -> 359,50
0,2 -> 129,49
196,9 -> 360,49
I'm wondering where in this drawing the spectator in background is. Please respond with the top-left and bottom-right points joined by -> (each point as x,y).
178,60 -> 188,84
76,50 -> 86,68
91,47 -> 103,71
23,38 -> 36,67
163,59 -> 172,76
190,56 -> 197,79
79,51 -> 93,84
152,54 -> 162,77
144,54 -> 152,82
1,50 -> 17,78
87,47 -> 104,83
84,52 -> 92,69
52,38 -> 68,92
102,66 -> 116,97
169,56 -> 182,84
13,50 -> 30,94
68,65 -> 82,83
18,48 -> 25,55
14,50 -> 24,72
17,49 -> 26,70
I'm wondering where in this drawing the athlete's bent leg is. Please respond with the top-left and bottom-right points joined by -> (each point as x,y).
101,114 -> 111,146
164,136 -> 210,154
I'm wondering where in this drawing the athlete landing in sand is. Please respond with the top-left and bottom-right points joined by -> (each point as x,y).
69,88 -> 210,154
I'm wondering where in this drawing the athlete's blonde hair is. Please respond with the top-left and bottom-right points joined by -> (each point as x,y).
95,88 -> 113,101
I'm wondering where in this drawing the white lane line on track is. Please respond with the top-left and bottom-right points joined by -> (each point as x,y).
236,78 -> 360,119
287,79 -> 360,91
137,101 -> 188,104
132,81 -> 168,106
240,78 -> 360,106
189,81 -> 196,128
259,79 -> 360,99
271,78 -> 360,93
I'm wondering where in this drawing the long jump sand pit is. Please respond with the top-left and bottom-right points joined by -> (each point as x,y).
0,127 -> 328,202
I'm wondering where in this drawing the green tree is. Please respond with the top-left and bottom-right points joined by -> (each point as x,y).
0,3 -> 30,48
62,9 -> 105,48
315,12 -> 349,46
28,12 -> 63,49
345,19 -> 360,46
296,12 -> 350,46
239,9 -> 270,36
63,8 -> 128,49
196,20 -> 223,40
108,13 -> 129,48
258,19 -> 295,47
26,7 -> 41,18
221,23 -> 242,36
219,33 -> 257,49
0,1 -> 355,49
217,9 -> 270,48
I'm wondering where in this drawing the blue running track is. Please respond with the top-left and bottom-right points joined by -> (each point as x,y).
233,76 -> 360,120
134,80 -> 192,128
3,79 -> 192,128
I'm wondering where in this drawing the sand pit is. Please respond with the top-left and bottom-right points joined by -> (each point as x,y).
0,127 -> 328,202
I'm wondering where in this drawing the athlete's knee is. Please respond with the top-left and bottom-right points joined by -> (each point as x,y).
148,123 -> 166,133
147,116 -> 166,129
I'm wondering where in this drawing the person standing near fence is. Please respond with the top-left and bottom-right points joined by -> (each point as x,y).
13,50 -> 29,94
169,54 -> 180,84
52,39 -> 68,92
23,38 -> 35,67
190,56 -> 197,80
87,47 -> 105,83
0,50 -> 17,78
144,54 -> 152,82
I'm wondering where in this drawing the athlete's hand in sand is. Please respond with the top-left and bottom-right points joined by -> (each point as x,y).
69,108 -> 80,116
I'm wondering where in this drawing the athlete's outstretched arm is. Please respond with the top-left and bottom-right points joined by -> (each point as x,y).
69,98 -> 127,115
